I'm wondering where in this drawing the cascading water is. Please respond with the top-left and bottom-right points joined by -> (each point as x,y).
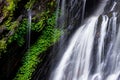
27,9 -> 32,49
50,0 -> 120,80
81,0 -> 86,22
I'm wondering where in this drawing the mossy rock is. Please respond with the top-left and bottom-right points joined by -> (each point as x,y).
0,38 -> 7,54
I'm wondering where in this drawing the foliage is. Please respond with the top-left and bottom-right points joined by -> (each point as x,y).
31,18 -> 45,32
6,0 -> 15,11
7,19 -> 27,46
2,0 -> 19,18
7,10 -> 56,47
0,38 -> 7,54
0,0 -> 61,79
7,11 -> 53,46
14,13 -> 61,80
31,11 -> 49,32
1,0 -> 57,47
25,0 -> 36,9
0,20 -> 20,53
0,0 -> 21,51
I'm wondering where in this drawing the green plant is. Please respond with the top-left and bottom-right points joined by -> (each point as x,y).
7,19 -> 27,46
0,38 -> 7,54
11,0 -> 62,79
25,0 -> 36,9
14,13 -> 61,80
2,0 -> 20,18
31,19 -> 45,32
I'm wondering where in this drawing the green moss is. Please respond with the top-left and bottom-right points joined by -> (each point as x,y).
7,11 -> 55,47
25,0 -> 36,9
1,1 -> 20,38
31,11 -> 49,32
0,20 -> 20,53
31,18 -> 45,32
2,0 -> 19,18
6,0 -> 15,11
4,19 -> 12,27
7,19 -> 27,46
14,13 -> 61,80
9,21 -> 19,30
0,38 -> 7,54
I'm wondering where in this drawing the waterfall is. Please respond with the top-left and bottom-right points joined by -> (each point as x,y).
110,1 -> 117,11
51,16 -> 98,80
50,0 -> 120,80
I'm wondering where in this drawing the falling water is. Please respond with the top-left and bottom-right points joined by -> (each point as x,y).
50,0 -> 120,80
110,1 -> 117,11
96,15 -> 109,73
81,0 -> 86,22
51,16 -> 99,80
27,10 -> 32,49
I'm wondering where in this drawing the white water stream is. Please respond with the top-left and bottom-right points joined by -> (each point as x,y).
50,0 -> 120,80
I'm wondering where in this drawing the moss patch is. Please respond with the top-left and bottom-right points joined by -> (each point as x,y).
25,0 -> 36,9
2,0 -> 20,18
0,38 -> 7,54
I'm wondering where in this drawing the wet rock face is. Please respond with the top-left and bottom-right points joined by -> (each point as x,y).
85,0 -> 102,17
57,0 -> 102,35
57,0 -> 103,43
61,0 -> 103,29
104,0 -> 120,23
104,0 -> 120,13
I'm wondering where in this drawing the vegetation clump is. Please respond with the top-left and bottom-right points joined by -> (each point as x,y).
0,0 -> 60,80
14,12 -> 61,80
25,0 -> 36,9
0,38 -> 7,54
